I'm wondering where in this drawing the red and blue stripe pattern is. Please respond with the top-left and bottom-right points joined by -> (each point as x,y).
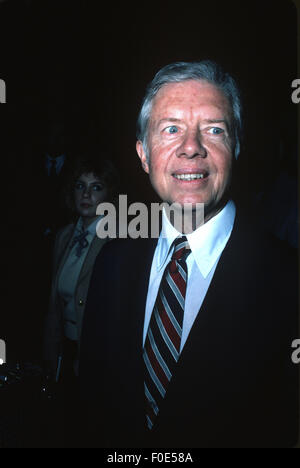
143,236 -> 190,430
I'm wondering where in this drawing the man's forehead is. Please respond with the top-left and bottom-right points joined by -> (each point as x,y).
150,79 -> 232,120
156,79 -> 225,96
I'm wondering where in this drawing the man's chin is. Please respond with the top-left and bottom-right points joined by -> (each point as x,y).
166,198 -> 208,210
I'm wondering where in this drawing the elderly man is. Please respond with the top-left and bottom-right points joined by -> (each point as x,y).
80,61 -> 298,448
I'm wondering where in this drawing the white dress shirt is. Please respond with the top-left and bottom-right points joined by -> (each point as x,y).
143,200 -> 236,353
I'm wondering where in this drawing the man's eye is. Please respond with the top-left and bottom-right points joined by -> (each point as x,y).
166,125 -> 178,134
208,127 -> 224,135
75,183 -> 84,190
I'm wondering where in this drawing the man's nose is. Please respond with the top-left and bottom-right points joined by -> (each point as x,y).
175,130 -> 207,159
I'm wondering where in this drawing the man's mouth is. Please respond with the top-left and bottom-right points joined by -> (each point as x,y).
172,172 -> 208,181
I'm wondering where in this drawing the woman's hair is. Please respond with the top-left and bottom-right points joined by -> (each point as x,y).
63,152 -> 120,219
136,60 -> 243,161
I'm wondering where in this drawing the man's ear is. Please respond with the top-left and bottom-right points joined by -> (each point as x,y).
136,140 -> 149,174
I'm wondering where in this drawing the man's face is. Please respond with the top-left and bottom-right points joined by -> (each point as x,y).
136,80 -> 234,219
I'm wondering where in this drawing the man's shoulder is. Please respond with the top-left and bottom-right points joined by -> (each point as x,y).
230,208 -> 297,273
102,236 -> 156,250
94,236 -> 158,265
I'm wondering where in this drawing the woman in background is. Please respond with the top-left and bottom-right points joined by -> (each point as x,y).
43,154 -> 119,442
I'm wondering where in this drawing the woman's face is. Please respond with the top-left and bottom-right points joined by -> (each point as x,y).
74,172 -> 108,221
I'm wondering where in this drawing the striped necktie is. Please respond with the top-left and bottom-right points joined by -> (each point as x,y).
143,236 -> 191,430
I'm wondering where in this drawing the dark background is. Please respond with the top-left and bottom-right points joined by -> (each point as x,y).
0,0 -> 297,361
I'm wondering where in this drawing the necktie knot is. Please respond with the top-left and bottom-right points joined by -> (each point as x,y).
71,230 -> 89,257
170,237 -> 191,273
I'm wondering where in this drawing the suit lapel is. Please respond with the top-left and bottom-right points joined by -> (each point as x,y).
77,235 -> 108,284
121,238 -> 158,349
54,225 -> 75,281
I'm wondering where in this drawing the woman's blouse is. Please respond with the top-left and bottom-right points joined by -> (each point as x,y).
57,216 -> 101,341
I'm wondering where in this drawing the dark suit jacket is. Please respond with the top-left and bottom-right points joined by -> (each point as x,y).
79,210 -> 298,448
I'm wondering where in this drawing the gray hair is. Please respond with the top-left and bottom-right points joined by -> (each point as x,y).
136,60 -> 242,160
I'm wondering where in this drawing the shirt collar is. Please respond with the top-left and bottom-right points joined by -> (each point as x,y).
157,200 -> 236,278
157,212 -> 182,272
75,216 -> 102,238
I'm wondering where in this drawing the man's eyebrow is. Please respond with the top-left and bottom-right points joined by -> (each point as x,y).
156,118 -> 182,126
156,118 -> 229,125
202,119 -> 228,124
